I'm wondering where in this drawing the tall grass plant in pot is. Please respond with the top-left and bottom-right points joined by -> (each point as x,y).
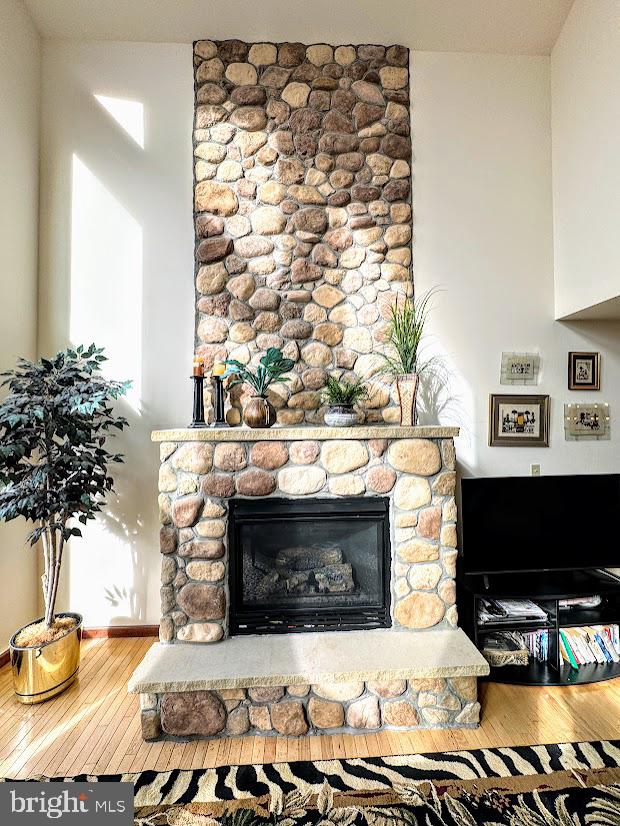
0,346 -> 129,702
380,289 -> 437,426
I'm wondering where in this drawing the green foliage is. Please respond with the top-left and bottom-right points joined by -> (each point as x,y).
0,345 -> 130,547
381,288 -> 437,376
321,375 -> 367,407
224,348 -> 294,398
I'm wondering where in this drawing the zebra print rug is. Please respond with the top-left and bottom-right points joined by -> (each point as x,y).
8,739 -> 620,806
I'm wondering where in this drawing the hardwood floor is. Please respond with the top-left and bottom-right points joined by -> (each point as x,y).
1,636 -> 619,779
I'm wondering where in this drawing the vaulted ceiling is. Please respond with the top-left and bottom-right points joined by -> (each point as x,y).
24,0 -> 573,55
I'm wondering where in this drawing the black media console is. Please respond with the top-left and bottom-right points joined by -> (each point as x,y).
459,568 -> 620,686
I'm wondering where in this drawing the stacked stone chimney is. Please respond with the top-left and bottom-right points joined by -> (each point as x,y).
192,40 -> 413,424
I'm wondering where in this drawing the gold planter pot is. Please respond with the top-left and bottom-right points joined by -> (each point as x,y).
10,612 -> 83,705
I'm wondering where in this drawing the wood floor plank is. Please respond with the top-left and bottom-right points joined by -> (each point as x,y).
215,737 -> 231,769
1,637 -> 620,777
226,737 -> 244,768
204,738 -> 222,769
309,734 -> 323,762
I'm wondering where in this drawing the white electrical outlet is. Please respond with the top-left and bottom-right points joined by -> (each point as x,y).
530,463 -> 541,476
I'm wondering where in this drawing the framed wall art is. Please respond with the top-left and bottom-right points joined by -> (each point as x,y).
489,394 -> 550,447
564,402 -> 610,440
568,351 -> 600,391
500,352 -> 540,385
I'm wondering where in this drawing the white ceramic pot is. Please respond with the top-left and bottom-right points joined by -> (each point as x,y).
324,405 -> 358,427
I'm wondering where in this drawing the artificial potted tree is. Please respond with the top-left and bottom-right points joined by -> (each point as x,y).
380,288 -> 436,426
322,375 -> 367,427
224,348 -> 294,428
0,346 -> 129,703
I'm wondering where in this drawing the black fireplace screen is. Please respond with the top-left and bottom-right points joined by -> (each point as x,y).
228,497 -> 391,634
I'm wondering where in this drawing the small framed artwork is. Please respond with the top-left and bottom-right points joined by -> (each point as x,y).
564,402 -> 610,440
568,351 -> 600,391
500,352 -> 540,385
489,394 -> 550,447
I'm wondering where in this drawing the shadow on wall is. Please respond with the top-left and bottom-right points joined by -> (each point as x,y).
416,359 -> 464,428
39,43 -> 195,627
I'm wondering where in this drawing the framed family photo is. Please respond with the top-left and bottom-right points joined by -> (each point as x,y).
568,351 -> 600,390
489,394 -> 550,447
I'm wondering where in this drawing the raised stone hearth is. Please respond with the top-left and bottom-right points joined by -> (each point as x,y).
129,628 -> 488,739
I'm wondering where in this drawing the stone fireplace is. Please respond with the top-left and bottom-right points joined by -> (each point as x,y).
128,38 -> 488,742
130,427 -> 488,740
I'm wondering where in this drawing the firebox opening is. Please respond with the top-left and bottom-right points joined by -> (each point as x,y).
229,497 -> 391,635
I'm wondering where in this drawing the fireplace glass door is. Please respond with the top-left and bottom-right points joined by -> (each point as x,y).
228,497 -> 391,634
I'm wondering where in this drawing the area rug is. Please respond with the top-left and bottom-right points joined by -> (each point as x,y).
6,740 -> 620,825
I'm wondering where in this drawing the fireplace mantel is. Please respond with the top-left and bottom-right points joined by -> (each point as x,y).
152,425 -> 460,442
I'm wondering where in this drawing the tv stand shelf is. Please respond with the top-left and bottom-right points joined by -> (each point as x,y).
459,568 -> 620,686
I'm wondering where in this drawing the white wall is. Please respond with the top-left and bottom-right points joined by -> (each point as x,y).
412,51 -> 620,478
38,42 -> 194,626
551,0 -> 620,320
0,0 -> 41,646
38,42 -> 620,625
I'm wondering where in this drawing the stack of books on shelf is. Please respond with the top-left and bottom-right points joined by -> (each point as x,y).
522,629 -> 550,662
477,598 -> 548,625
559,625 -> 620,670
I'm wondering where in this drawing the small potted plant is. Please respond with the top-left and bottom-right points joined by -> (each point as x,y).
380,288 -> 436,426
224,348 -> 294,428
322,375 -> 367,427
0,345 -> 129,703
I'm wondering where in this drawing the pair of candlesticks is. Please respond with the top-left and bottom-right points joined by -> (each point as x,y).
189,356 -> 227,428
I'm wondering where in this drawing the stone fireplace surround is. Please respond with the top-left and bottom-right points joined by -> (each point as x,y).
129,426 -> 489,740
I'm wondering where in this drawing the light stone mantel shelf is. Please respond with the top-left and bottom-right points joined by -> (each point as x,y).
128,629 -> 488,694
151,425 -> 460,443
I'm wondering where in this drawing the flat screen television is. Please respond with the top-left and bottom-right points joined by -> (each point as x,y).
461,474 -> 620,575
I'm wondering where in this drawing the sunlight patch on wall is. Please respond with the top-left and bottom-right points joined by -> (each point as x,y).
70,154 -> 142,411
94,94 -> 145,148
68,517 -> 138,626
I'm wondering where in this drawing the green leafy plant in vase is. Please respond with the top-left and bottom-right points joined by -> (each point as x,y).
321,375 -> 367,427
224,348 -> 294,428
0,345 -> 129,702
380,288 -> 437,426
